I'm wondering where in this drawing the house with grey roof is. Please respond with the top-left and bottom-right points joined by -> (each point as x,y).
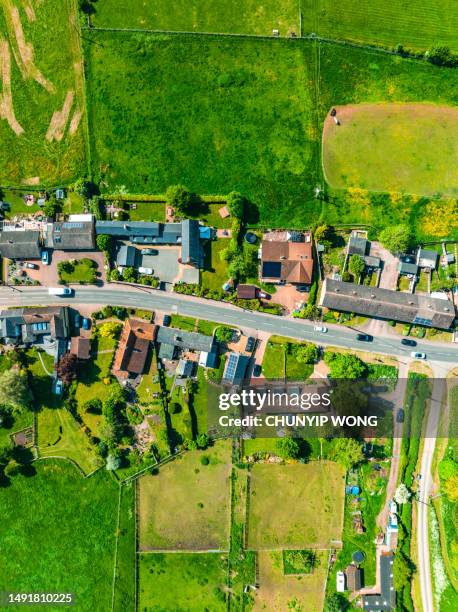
0,306 -> 70,345
319,278 -> 455,329
0,230 -> 42,259
46,220 -> 95,250
222,353 -> 251,386
362,553 -> 395,610
156,326 -> 217,364
398,260 -> 419,276
96,219 -> 205,268
348,234 -> 369,257
417,248 -> 438,270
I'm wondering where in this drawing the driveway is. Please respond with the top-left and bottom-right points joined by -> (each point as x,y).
370,242 -> 399,290
139,246 -> 199,285
272,284 -> 307,313
30,250 -> 107,287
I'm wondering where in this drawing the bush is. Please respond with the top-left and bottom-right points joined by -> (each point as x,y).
83,398 -> 102,414
200,455 -> 210,466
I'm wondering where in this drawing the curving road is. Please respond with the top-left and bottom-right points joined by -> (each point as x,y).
2,285 -> 457,364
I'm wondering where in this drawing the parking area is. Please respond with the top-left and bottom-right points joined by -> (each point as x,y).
138,246 -> 199,285
271,284 -> 309,313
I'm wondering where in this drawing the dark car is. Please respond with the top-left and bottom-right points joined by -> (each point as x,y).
401,338 -> 417,347
253,364 -> 262,377
245,336 -> 255,352
25,262 -> 38,269
296,284 -> 310,293
356,334 -> 373,342
82,318 -> 91,331
163,314 -> 171,327
74,313 -> 81,328
396,409 -> 405,423
142,249 -> 159,256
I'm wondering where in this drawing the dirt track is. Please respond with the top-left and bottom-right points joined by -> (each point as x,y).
3,0 -> 54,92
0,37 -> 24,135
21,0 -> 35,22
46,89 -> 74,141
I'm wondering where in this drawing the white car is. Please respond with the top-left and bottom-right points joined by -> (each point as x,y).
411,351 -> 426,359
138,266 -> 153,275
314,325 -> 328,333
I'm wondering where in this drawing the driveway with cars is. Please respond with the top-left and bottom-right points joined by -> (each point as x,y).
139,246 -> 199,285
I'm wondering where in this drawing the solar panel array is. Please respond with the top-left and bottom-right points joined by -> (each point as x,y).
224,353 -> 239,381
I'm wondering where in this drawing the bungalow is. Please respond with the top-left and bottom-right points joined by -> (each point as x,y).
398,260 -> 419,277
348,234 -> 369,257
417,248 -> 438,270
156,326 -> 216,361
363,553 -> 395,610
46,219 -> 95,250
260,230 -> 313,285
319,279 -> 455,329
222,352 -> 251,386
112,318 -> 157,380
0,306 -> 70,345
0,229 -> 42,259
95,219 -> 205,268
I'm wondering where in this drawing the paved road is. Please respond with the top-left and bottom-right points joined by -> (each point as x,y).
2,286 -> 458,364
417,376 -> 446,612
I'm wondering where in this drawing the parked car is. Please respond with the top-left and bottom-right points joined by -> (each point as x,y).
82,318 -> 91,331
258,291 -> 271,300
41,250 -> 49,265
74,313 -> 81,328
138,266 -> 153,275
0,201 -> 10,211
142,249 -> 158,256
48,287 -> 72,296
396,409 -> 405,423
356,334 -> 373,342
314,325 -> 328,333
163,314 -> 171,327
253,364 -> 262,377
401,338 -> 417,347
411,352 -> 426,359
245,336 -> 255,352
25,262 -> 38,269
296,284 -> 310,293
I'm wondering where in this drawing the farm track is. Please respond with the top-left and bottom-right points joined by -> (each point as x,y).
0,37 -> 23,134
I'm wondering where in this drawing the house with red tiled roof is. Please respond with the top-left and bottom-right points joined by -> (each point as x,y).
260,230 -> 313,285
112,318 -> 157,380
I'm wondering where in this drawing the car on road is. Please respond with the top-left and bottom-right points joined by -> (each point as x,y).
74,314 -> 81,328
25,262 -> 38,269
314,325 -> 328,333
396,409 -> 405,423
41,250 -> 49,265
82,318 -> 90,330
142,249 -> 158,256
48,287 -> 72,296
401,338 -> 417,347
411,352 -> 426,359
138,266 -> 153,275
356,333 -> 373,342
163,314 -> 171,327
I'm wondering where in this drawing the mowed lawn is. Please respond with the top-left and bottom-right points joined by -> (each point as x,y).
0,461 -> 118,610
301,0 -> 458,52
91,0 -> 298,35
248,462 -> 345,549
85,33 -> 318,227
138,440 -> 232,550
0,0 -> 86,184
138,553 -> 227,611
253,550 -> 328,611
323,103 -> 458,197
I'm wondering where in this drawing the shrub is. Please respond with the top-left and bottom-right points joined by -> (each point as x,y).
200,455 -> 210,466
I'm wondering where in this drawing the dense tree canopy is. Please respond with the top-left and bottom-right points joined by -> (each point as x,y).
379,224 -> 412,254
0,369 -> 32,413
330,438 -> 363,469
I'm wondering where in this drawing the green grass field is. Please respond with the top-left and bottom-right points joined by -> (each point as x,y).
0,0 -> 86,185
113,483 -> 136,612
301,0 -> 458,52
323,103 -> 458,197
58,258 -> 98,284
138,440 -> 232,550
248,462 -> 345,549
254,549 -> 328,611
138,552 -> 227,610
85,32 -> 318,227
0,460 -> 118,610
91,0 -> 298,36
262,336 -> 315,380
